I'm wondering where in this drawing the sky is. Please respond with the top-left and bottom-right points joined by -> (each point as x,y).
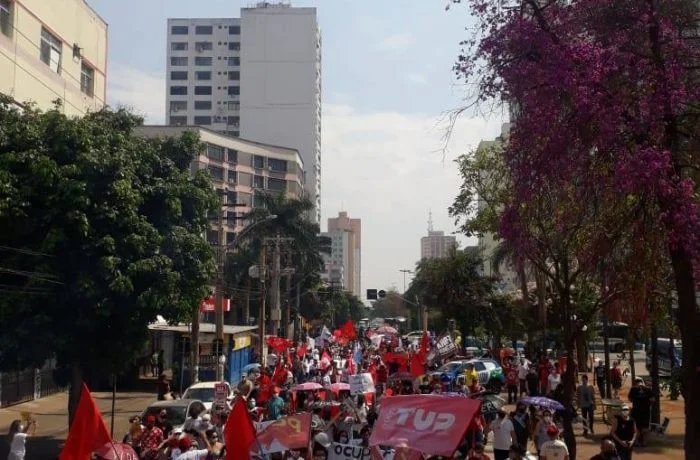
89,0 -> 506,295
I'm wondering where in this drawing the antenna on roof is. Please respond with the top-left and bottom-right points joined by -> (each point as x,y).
428,209 -> 434,232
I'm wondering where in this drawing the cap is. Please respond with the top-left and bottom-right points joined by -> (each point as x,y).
546,425 -> 559,435
145,415 -> 156,423
179,436 -> 193,451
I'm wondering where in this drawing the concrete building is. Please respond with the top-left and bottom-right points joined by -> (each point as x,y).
0,0 -> 107,115
324,211 -> 361,297
136,125 -> 305,246
165,2 -> 322,223
420,230 -> 457,260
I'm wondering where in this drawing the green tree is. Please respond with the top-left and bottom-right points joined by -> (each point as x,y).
0,99 -> 218,423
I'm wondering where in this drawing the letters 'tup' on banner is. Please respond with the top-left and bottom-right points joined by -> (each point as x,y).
368,395 -> 481,457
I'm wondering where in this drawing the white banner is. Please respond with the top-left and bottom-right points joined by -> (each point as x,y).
349,373 -> 375,395
329,443 -> 371,460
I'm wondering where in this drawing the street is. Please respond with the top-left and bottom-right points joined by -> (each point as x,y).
0,390 -> 155,459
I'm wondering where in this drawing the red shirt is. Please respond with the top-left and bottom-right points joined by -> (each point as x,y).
139,426 -> 163,450
505,366 -> 518,385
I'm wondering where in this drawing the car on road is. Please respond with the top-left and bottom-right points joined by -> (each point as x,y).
141,399 -> 206,433
428,360 -> 470,383
454,359 -> 505,392
402,330 -> 424,342
181,381 -> 233,411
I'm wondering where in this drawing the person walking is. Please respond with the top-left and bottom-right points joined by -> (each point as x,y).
547,364 -> 562,397
610,362 -> 623,399
510,402 -> 530,454
594,360 -> 607,399
627,377 -> 653,447
577,375 -> 596,436
533,409 -> 554,457
488,409 -> 515,460
517,358 -> 529,397
539,425 -> 569,460
505,360 -> 519,404
610,404 -> 636,460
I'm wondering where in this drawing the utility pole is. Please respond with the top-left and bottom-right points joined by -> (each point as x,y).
258,245 -> 267,366
265,235 -> 294,337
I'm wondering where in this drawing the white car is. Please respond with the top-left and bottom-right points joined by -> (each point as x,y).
181,381 -> 233,411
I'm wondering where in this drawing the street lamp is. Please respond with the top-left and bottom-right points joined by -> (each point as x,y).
214,214 -> 277,381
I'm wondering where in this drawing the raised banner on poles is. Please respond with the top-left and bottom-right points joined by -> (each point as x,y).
256,412 -> 312,453
368,395 -> 481,457
349,373 -> 375,395
435,334 -> 457,359
329,443 -> 371,460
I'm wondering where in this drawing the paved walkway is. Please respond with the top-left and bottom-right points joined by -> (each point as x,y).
0,390 -> 155,459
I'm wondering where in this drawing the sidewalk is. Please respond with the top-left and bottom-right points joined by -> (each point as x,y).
0,390 -> 155,459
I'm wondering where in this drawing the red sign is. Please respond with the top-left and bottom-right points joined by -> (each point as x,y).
256,412 -> 312,453
368,395 -> 481,457
199,297 -> 230,312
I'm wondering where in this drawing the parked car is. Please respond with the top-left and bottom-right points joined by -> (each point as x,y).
402,330 -> 424,342
428,360 -> 470,383
455,359 -> 505,392
181,381 -> 233,411
141,399 -> 206,433
646,338 -> 682,377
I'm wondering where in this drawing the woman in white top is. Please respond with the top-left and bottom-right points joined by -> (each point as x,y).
7,419 -> 36,460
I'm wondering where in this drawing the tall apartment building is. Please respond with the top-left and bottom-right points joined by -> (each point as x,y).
136,125 -> 305,246
420,230 -> 457,260
165,2 -> 322,223
324,212 -> 361,298
0,0 -> 107,115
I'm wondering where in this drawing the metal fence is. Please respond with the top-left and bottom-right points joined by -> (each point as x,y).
0,367 -> 67,408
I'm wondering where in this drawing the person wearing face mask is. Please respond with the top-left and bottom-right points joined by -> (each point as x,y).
337,430 -> 350,444
590,438 -> 621,460
539,425 -> 569,460
610,405 -> 636,460
627,377 -> 653,447
511,402 -> 530,453
547,364 -> 561,396
534,410 -> 554,457
488,409 -> 515,460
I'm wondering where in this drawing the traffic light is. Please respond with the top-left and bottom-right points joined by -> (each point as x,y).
378,290 -> 386,299
367,289 -> 377,300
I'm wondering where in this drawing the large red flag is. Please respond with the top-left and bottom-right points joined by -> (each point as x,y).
225,397 -> 257,460
341,320 -> 357,339
59,383 -> 111,460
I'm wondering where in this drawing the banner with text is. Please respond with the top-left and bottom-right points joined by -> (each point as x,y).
435,335 -> 457,359
349,373 -> 375,395
256,413 -> 312,453
329,443 -> 372,460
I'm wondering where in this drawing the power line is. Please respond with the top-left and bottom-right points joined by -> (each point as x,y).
0,245 -> 53,257
0,267 -> 63,284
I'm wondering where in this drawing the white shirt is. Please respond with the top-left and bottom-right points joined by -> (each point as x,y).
518,363 -> 530,380
490,417 -> 515,451
548,373 -> 562,393
540,439 -> 569,459
267,354 -> 278,368
9,433 -> 28,459
175,449 -> 209,459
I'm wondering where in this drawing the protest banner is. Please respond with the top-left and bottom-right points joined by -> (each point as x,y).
368,395 -> 481,457
214,382 -> 229,405
435,334 -> 457,359
256,413 -> 312,453
349,373 -> 375,395
329,443 -> 371,460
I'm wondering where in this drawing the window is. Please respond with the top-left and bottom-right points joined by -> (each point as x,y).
253,175 -> 265,189
229,25 -> 241,35
194,41 -> 213,51
228,42 -> 240,51
207,165 -> 224,181
227,116 -> 240,127
80,63 -> 94,96
0,0 -> 11,37
195,71 -> 211,81
206,230 -> 219,245
227,149 -> 238,163
228,86 -> 240,96
171,25 -> 189,35
194,116 -> 212,125
228,101 -> 240,111
226,232 -> 236,245
170,101 -> 187,112
207,144 -> 224,161
228,57 -> 240,66
252,156 -> 264,169
170,56 -> 188,66
40,28 -> 62,73
194,100 -> 212,110
253,193 -> 266,208
170,86 -> 187,96
194,57 -> 212,66
228,71 -> 240,81
194,86 -> 212,95
228,170 -> 237,184
170,71 -> 188,80
195,25 -> 213,35
268,158 -> 288,172
171,42 -> 188,51
169,116 -> 187,126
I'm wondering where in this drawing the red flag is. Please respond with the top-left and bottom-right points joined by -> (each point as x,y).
266,336 -> 292,353
348,351 -> 356,375
225,397 -> 257,460
341,320 -> 357,339
320,351 -> 332,370
419,332 -> 430,357
59,383 -> 111,460
409,353 -> 424,378
296,344 -> 308,358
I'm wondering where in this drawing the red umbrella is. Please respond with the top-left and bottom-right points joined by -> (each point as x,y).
326,382 -> 350,393
94,442 -> 138,460
376,325 -> 398,335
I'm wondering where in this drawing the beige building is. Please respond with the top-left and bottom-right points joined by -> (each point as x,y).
325,212 -> 361,297
0,0 -> 107,115
136,126 -> 305,246
420,230 -> 457,260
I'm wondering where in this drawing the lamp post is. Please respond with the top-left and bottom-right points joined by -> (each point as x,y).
399,269 -> 413,329
214,214 -> 277,381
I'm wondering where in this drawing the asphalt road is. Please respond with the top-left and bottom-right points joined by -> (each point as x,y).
0,390 -> 156,459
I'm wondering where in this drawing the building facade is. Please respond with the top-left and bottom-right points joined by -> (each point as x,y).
325,212 -> 361,298
0,0 -> 107,115
420,230 -> 457,260
165,2 -> 322,223
136,125 -> 305,246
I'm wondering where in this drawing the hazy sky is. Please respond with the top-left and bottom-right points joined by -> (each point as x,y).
89,0 -> 505,295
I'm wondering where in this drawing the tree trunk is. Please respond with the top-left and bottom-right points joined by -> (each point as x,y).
575,333 -> 588,373
669,246 -> 699,459
190,309 -> 200,384
650,322 -> 661,425
535,269 -> 548,353
68,361 -> 83,427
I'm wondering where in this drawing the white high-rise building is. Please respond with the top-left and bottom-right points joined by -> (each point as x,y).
165,2 -> 322,223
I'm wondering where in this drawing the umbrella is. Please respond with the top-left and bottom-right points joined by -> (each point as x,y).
242,363 -> 261,374
376,325 -> 398,335
520,396 -> 566,412
326,382 -> 350,392
95,442 -> 138,460
293,382 -> 324,391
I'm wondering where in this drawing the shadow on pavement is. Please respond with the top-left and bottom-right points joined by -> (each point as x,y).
0,434 -> 62,459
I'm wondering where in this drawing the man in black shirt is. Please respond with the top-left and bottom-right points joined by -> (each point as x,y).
595,360 -> 607,399
628,377 -> 654,447
590,438 -> 621,460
